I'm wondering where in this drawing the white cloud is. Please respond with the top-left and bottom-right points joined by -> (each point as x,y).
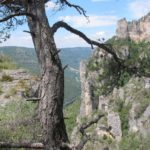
59,15 -> 117,28
55,34 -> 88,48
45,1 -> 58,10
95,31 -> 105,37
92,31 -> 106,40
129,0 -> 150,18
54,30 -> 113,48
1,33 -> 34,48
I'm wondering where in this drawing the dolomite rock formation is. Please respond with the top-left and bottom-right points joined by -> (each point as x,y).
78,13 -> 150,147
116,12 -> 150,42
80,61 -> 93,117
107,112 -> 122,141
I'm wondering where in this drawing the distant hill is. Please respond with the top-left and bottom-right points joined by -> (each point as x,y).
0,46 -> 92,103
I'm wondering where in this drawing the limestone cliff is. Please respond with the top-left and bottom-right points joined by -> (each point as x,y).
78,14 -> 150,149
79,48 -> 150,149
116,12 -> 150,42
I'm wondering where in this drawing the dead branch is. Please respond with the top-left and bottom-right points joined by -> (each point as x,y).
0,142 -> 44,149
63,64 -> 68,70
26,97 -> 41,101
0,12 -> 33,23
59,0 -> 88,18
51,21 -> 122,65
74,114 -> 105,150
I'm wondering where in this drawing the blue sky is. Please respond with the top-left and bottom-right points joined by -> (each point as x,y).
1,0 -> 150,48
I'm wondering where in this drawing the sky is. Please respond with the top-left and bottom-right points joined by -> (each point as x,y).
1,0 -> 150,48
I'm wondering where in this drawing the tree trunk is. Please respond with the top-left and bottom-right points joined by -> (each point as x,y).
26,1 -> 68,149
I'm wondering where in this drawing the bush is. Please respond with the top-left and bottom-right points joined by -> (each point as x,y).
0,74 -> 13,82
114,99 -> 131,136
134,97 -> 150,119
0,84 -> 3,95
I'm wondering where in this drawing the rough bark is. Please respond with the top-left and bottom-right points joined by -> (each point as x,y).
26,1 -> 68,149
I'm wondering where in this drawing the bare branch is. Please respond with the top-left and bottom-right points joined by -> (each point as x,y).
26,97 -> 41,101
52,21 -> 122,65
59,0 -> 88,18
63,64 -> 68,70
74,114 -> 105,150
79,114 -> 105,130
0,12 -> 33,23
0,142 -> 44,149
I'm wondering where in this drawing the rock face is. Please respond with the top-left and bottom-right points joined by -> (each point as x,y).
107,113 -> 122,141
0,69 -> 39,106
78,13 -> 150,149
80,61 -> 93,116
79,53 -> 150,144
116,12 -> 150,42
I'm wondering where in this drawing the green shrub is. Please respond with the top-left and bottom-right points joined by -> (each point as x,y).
1,74 -> 13,82
114,99 -> 131,136
86,38 -> 150,97
134,97 -> 150,119
0,85 -> 3,95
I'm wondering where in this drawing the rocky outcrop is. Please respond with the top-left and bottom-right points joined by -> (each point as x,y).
0,69 -> 39,106
79,49 -> 150,143
78,13 -> 150,149
80,61 -> 93,116
116,12 -> 150,42
107,112 -> 122,141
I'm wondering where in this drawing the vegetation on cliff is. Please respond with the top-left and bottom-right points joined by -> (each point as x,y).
87,38 -> 150,96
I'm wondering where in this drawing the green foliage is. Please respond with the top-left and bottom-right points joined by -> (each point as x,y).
0,74 -> 13,82
64,99 -> 80,137
134,90 -> 150,119
0,84 -> 3,95
118,71 -> 131,87
102,134 -> 113,145
5,87 -> 17,98
108,38 -> 150,74
114,99 -> 131,136
119,133 -> 150,150
87,38 -> 150,96
0,100 -> 42,142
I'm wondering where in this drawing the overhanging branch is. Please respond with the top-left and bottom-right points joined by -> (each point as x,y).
51,21 -> 122,65
0,12 -> 33,23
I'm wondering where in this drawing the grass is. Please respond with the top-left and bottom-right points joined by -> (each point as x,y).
64,99 -> 80,138
0,98 -> 80,148
119,133 -> 150,150
0,100 -> 42,144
